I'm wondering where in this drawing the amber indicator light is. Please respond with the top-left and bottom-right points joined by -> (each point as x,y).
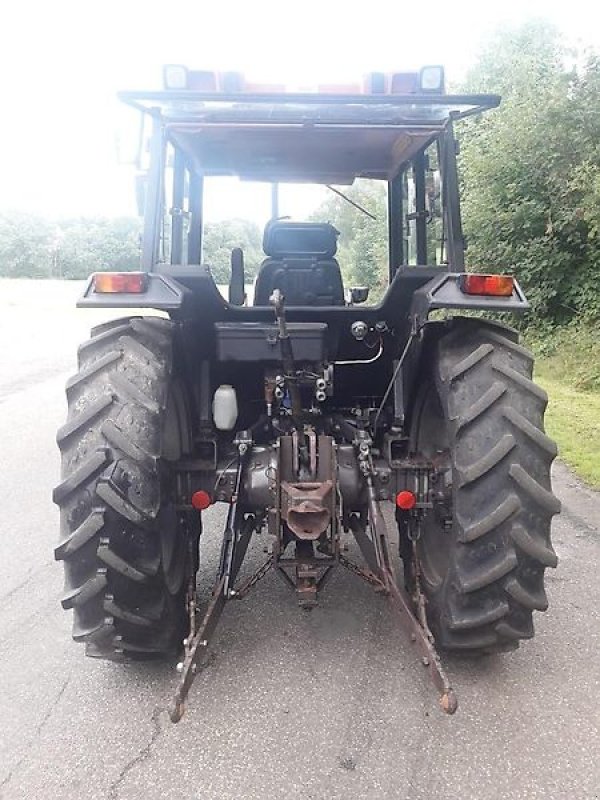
460,274 -> 514,297
93,272 -> 147,294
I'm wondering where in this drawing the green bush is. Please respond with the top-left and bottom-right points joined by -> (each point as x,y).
459,23 -> 600,324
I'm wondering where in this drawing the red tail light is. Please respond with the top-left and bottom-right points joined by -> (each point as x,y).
93,272 -> 147,294
396,490 -> 417,510
460,274 -> 514,297
191,490 -> 212,511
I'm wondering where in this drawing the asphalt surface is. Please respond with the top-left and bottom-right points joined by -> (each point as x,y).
0,279 -> 599,800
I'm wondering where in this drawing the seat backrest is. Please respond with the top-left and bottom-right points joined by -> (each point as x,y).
254,221 -> 344,306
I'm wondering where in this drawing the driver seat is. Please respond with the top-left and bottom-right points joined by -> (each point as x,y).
253,221 -> 344,306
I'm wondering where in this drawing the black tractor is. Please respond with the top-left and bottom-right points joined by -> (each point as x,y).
53,66 -> 560,720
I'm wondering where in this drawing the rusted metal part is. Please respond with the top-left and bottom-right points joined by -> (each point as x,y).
278,434 -> 336,539
294,540 -> 317,608
172,420 -> 457,722
349,434 -> 458,715
275,549 -> 336,607
186,537 -> 198,641
170,574 -> 227,723
171,436 -> 258,723
296,563 -> 319,607
280,480 -> 334,539
384,568 -> 458,714
275,556 -> 335,569
171,514 -> 261,723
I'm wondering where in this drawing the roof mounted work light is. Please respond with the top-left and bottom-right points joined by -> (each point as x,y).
160,64 -> 447,96
419,65 -> 445,93
163,64 -> 188,90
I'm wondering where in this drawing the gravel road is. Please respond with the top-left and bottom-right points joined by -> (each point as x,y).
0,279 -> 598,800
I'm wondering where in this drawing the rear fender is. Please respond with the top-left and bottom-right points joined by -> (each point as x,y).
403,315 -> 522,434
409,272 -> 528,328
77,272 -> 190,311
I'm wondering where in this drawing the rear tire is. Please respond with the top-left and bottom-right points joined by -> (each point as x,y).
411,319 -> 560,653
54,316 -> 196,660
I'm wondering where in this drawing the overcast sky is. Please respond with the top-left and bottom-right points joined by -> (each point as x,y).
1,0 -> 598,221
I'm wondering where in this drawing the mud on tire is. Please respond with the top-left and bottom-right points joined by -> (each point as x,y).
412,319 -> 561,653
53,316 -> 194,659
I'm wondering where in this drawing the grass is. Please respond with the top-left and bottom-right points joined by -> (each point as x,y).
525,320 -> 600,488
534,363 -> 600,489
528,322 -> 600,392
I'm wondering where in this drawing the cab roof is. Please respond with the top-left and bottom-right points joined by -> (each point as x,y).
120,90 -> 500,184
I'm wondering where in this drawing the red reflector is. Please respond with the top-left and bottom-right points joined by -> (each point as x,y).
460,274 -> 514,297
93,272 -> 147,294
191,490 -> 212,511
396,490 -> 417,510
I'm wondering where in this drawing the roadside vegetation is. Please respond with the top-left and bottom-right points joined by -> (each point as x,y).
460,22 -> 600,487
529,325 -> 600,487
0,213 -> 263,283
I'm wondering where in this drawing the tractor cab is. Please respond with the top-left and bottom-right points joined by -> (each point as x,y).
96,67 -> 502,311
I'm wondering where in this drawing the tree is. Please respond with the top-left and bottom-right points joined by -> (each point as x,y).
459,23 -> 600,322
202,218 -> 263,284
309,180 -> 388,298
0,213 -> 142,279
0,212 -> 54,277
58,217 -> 142,278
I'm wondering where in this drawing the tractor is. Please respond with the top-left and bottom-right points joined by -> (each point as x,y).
53,66 -> 560,721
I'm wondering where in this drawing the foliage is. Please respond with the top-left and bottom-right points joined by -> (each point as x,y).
0,212 -> 55,278
0,213 -> 263,283
58,217 -> 142,278
0,212 -> 142,279
202,218 -> 263,283
459,22 -> 600,323
309,181 -> 388,299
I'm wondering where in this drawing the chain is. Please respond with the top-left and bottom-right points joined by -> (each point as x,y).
233,556 -> 274,599
339,554 -> 385,589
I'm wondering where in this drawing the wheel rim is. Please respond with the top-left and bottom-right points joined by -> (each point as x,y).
413,382 -> 453,590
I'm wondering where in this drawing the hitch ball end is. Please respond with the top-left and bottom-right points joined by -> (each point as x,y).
440,689 -> 458,715
170,699 -> 185,724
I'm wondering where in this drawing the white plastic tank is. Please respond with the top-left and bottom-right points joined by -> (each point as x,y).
212,385 -> 238,431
